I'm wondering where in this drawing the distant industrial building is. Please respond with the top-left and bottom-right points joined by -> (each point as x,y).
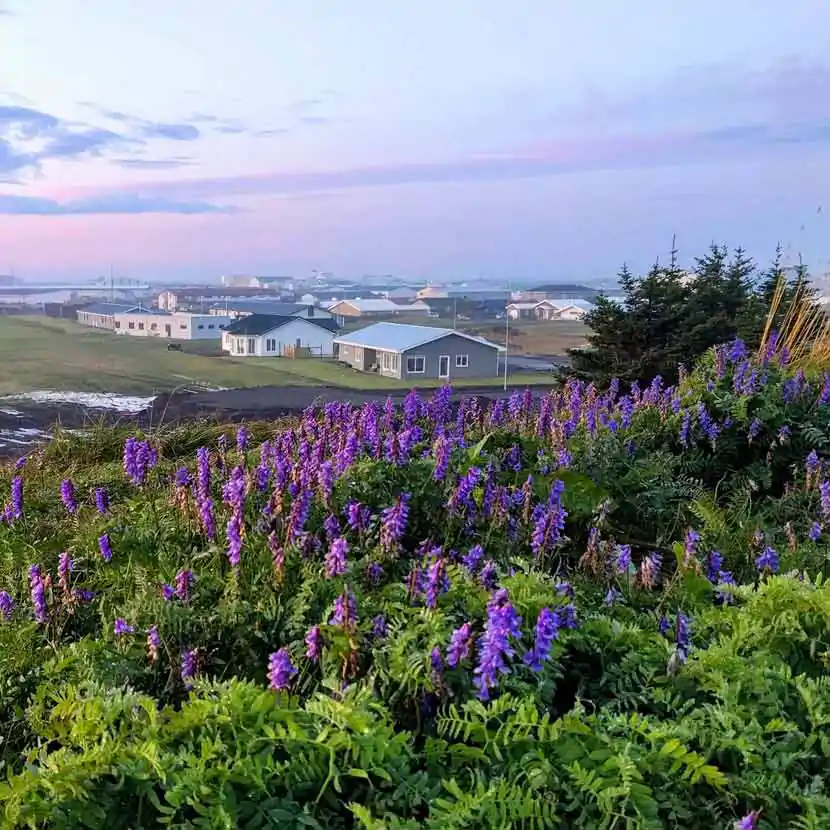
114,310 -> 232,340
506,299 -> 595,322
333,322 -> 502,380
220,275 -> 296,291
327,298 -> 430,318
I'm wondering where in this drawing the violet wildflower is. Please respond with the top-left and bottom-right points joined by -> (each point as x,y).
161,583 -> 175,601
181,648 -> 197,689
748,418 -> 762,441
462,544 -> 484,574
530,480 -> 567,559
29,564 -> 46,624
226,512 -> 243,570
675,612 -> 692,662
60,479 -> 78,514
705,550 -> 723,583
330,590 -> 358,629
14,456 -> 26,471
473,589 -> 522,700
523,608 -> 560,671
114,618 -> 134,637
98,533 -> 113,563
147,626 -> 161,661
809,522 -> 822,541
658,615 -> 670,634
305,625 -> 324,660
604,587 -> 623,606
324,536 -> 349,578
430,646 -> 444,681
10,476 -> 23,519
755,545 -> 780,574
446,622 -> 474,667
638,552 -> 662,589
683,528 -> 700,565
175,569 -> 194,601
57,552 -> 73,597
821,480 -> 830,522
366,562 -> 384,585
480,560 -> 498,589
0,590 -> 14,621
236,425 -> 250,453
344,500 -> 370,534
94,487 -> 109,514
268,648 -> 298,691
424,557 -> 447,609
735,811 -> 760,830
614,544 -> 632,574
380,493 -> 410,552
372,614 -> 387,639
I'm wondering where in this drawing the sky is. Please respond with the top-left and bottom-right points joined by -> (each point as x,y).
1,0 -> 829,284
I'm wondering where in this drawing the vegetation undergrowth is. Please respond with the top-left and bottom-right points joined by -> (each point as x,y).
1,332 -> 829,828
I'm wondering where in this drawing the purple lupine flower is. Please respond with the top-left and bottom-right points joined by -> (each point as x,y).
604,588 -> 623,606
324,536 -> 349,578
181,648 -> 197,689
0,590 -> 14,621
424,557 -> 447,609
366,562 -> 384,585
820,480 -> 830,522
448,466 -> 482,516
735,811 -> 760,830
638,552 -> 662,589
10,476 -> 23,519
198,495 -> 216,540
236,425 -> 250,453
380,493 -> 411,552
175,569 -> 194,601
462,544 -> 484,574
305,625 -> 324,661
658,615 -> 670,634
433,434 -> 452,481
322,513 -> 341,543
94,487 -> 109,514
614,544 -> 632,574
226,512 -> 243,570
446,622 -> 474,667
683,528 -> 700,565
480,560 -> 498,590
473,589 -> 522,700
809,522 -> 822,541
679,411 -> 692,446
330,590 -> 358,629
146,626 -> 161,661
372,614 -> 387,639
345,500 -> 370,534
675,612 -> 692,662
705,550 -> 723,583
430,646 -> 444,680
57,552 -> 73,597
60,479 -> 78,514
806,450 -> 820,476
14,456 -> 26,471
530,480 -> 567,559
174,468 -> 191,489
114,618 -> 134,637
98,533 -> 113,563
747,418 -> 762,441
268,648 -> 297,691
715,570 -> 735,604
523,606 -> 571,672
755,546 -> 780,573
161,583 -> 175,601
29,564 -> 46,624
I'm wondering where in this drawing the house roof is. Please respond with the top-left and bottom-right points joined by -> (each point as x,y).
334,322 -> 502,353
547,299 -> 595,312
507,302 -> 538,310
117,307 -> 171,316
209,301 -> 312,316
224,314 -> 337,336
328,298 -> 402,313
78,302 -> 136,315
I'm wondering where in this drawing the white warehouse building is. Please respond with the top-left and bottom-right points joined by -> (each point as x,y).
113,310 -> 233,340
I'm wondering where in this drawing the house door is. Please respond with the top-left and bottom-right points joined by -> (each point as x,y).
247,338 -> 256,355
165,324 -> 171,337
438,355 -> 450,378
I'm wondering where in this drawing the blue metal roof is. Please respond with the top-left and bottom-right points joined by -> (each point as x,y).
333,322 -> 502,353
78,302 -> 135,315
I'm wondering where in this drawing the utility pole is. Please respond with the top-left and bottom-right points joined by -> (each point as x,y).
503,306 -> 509,391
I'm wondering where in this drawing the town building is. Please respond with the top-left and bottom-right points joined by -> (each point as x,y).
221,314 -> 337,357
207,300 -> 336,322
113,311 -> 233,340
76,302 -> 151,330
327,298 -> 430,318
333,322 -> 502,380
506,298 -> 595,321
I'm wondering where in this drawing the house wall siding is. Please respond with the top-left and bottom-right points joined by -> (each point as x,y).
401,334 -> 498,380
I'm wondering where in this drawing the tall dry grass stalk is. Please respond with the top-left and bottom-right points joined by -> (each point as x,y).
758,274 -> 830,365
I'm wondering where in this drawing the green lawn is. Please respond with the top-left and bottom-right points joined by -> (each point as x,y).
0,317 -> 552,396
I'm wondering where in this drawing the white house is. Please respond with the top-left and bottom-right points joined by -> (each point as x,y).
113,311 -> 232,340
505,298 -> 595,322
222,313 -> 337,357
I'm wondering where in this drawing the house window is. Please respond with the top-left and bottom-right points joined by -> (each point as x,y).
179,324 -> 187,330
128,322 -> 135,330
138,322 -> 145,330
406,355 -> 425,373
266,338 -> 277,352
208,324 -> 215,329
150,323 -> 157,331
235,338 -> 244,355
455,354 -> 469,368
114,321 -> 121,329
197,324 -> 204,329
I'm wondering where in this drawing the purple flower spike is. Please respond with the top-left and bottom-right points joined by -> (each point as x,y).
267,648 -> 298,691
94,487 -> 109,514
305,625 -> 324,661
181,648 -> 198,689
60,479 -> 78,515
114,618 -> 134,637
98,533 -> 113,563
735,811 -> 760,830
446,622 -> 473,667
146,626 -> 161,661
755,546 -> 780,574
324,536 -> 349,578
523,608 -> 561,672
472,589 -> 522,700
0,590 -> 14,621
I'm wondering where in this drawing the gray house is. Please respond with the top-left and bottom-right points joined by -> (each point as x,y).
333,322 -> 502,380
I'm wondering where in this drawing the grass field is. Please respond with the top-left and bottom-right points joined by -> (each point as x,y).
0,316 -> 563,396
